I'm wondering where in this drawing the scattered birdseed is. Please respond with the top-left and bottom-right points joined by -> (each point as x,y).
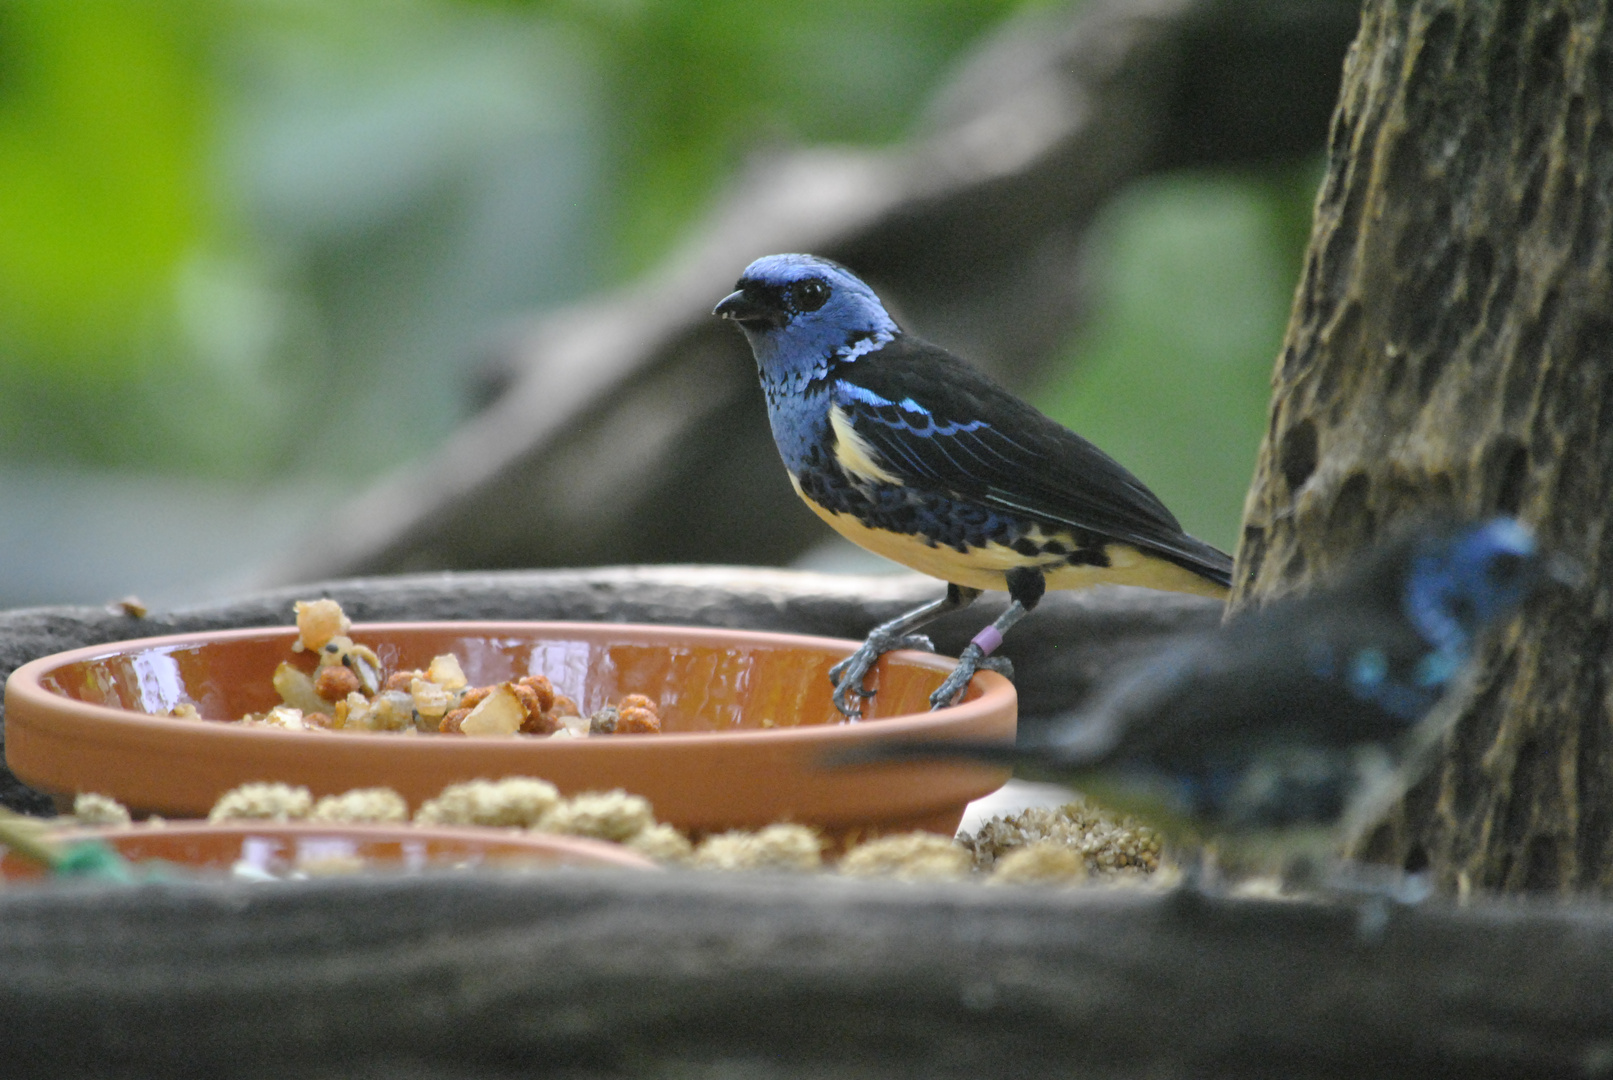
48,777 -> 1171,892
72,792 -> 131,828
987,841 -> 1089,885
626,822 -> 695,864
958,798 -> 1163,878
209,783 -> 314,823
534,790 -> 655,843
309,787 -> 410,824
414,778 -> 562,828
691,824 -> 824,872
180,599 -> 663,739
111,596 -> 148,618
838,832 -> 972,880
292,599 -> 350,653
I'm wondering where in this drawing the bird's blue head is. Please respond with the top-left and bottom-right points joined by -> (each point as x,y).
714,254 -> 899,385
1404,517 -> 1548,658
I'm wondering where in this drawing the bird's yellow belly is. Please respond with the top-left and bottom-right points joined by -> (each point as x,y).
795,484 -> 1227,599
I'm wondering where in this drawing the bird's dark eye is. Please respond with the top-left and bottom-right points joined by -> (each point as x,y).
791,278 -> 830,313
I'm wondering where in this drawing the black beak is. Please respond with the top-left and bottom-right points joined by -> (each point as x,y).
714,289 -> 786,329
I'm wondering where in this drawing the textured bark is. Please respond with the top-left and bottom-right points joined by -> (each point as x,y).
3,872 -> 1613,1079
1235,0 -> 1613,892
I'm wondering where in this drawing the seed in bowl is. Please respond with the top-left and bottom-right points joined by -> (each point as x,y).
190,600 -> 664,738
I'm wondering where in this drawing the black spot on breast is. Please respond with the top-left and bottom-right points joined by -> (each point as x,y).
794,452 -> 1110,566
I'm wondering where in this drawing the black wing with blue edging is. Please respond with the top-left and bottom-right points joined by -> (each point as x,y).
830,335 -> 1232,585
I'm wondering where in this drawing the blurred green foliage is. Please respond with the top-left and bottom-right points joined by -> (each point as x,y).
0,1 -> 209,366
553,0 -> 1033,277
0,0 -> 1335,608
0,0 -> 1316,571
0,0 -> 1033,478
1038,165 -> 1320,553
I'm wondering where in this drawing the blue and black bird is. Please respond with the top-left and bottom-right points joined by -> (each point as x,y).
845,517 -> 1564,856
714,253 -> 1232,717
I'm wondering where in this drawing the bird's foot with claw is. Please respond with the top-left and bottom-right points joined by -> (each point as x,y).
830,633 -> 935,718
928,645 -> 1014,710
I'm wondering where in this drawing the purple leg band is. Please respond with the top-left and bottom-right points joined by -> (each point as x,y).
970,625 -> 1004,656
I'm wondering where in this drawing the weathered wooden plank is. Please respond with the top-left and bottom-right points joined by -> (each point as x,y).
0,871 -> 1607,1079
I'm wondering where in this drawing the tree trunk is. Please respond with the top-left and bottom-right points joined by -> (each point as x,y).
1235,0 -> 1613,893
6,874 -> 1613,1080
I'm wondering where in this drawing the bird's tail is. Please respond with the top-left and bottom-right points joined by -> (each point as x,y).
826,694 -> 1120,773
826,737 -> 1028,771
823,733 -> 1108,788
1155,531 -> 1234,592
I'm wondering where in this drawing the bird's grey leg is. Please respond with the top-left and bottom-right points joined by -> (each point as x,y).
929,567 -> 1045,710
927,602 -> 1027,709
831,584 -> 981,718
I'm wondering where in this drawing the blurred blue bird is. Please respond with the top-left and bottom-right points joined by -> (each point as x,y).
846,517 -> 1565,859
715,253 -> 1232,717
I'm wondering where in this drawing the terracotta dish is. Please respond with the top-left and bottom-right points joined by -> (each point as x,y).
5,622 -> 1016,838
0,821 -> 657,880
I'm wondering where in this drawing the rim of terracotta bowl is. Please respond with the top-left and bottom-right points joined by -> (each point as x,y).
5,621 -> 1017,833
0,820 -> 659,879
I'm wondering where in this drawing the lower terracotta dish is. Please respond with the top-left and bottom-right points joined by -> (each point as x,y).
0,821 -> 657,880
5,622 -> 1016,838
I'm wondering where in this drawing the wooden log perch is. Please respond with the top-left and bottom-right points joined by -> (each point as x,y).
264,0 -> 1359,585
0,871 -> 1610,1079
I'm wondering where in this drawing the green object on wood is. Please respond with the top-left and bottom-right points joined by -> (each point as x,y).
0,807 -> 137,883
51,840 -> 136,882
